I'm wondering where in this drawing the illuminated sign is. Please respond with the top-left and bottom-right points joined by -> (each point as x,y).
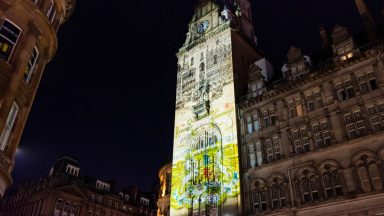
0,19 -> 21,62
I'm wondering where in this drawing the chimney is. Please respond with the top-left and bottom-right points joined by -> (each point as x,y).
355,0 -> 377,41
319,25 -> 333,61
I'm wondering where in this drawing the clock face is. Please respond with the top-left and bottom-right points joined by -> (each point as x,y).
197,20 -> 209,34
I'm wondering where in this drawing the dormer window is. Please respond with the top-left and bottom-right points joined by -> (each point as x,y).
65,164 -> 79,177
140,197 -> 150,206
96,180 -> 110,192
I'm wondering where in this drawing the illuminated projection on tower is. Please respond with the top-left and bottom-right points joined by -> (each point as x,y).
171,0 -> 261,215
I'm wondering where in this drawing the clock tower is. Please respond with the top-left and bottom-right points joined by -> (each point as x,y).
171,0 -> 262,215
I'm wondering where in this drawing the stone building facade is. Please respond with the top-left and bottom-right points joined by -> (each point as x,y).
239,1 -> 384,215
0,0 -> 75,196
169,0 -> 384,215
0,156 -> 157,216
157,163 -> 171,216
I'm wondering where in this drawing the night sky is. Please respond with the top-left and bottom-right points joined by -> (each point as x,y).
11,0 -> 384,192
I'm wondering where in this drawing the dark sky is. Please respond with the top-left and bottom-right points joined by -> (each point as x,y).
12,0 -> 384,191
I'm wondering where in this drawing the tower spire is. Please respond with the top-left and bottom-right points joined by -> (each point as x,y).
355,0 -> 377,41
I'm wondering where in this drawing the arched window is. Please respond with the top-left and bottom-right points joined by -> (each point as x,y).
333,171 -> 344,196
299,174 -> 320,204
270,184 -> 287,210
252,188 -> 267,213
354,153 -> 383,193
322,171 -> 343,199
213,55 -> 218,64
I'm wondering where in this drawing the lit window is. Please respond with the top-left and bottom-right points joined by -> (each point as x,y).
0,19 -> 21,62
0,102 -> 19,150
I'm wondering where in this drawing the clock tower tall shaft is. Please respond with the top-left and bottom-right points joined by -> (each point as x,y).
171,0 -> 262,215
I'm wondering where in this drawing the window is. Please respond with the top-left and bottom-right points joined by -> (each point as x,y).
292,127 -> 310,154
265,136 -> 281,163
253,113 -> 260,131
0,19 -> 21,62
199,62 -> 205,72
344,110 -> 366,139
355,155 -> 383,193
246,116 -> 253,134
358,73 -> 378,94
288,101 -> 297,118
46,0 -> 56,23
312,120 -> 332,149
322,170 -> 343,199
305,91 -> 323,112
366,104 -> 384,132
336,80 -> 355,101
0,102 -> 19,150
262,107 -> 277,128
246,113 -> 260,134
65,164 -> 80,177
248,143 -> 256,168
96,180 -> 110,191
336,42 -> 353,61
270,184 -> 287,210
252,189 -> 267,213
24,46 -> 39,84
54,199 -> 62,216
62,201 -> 69,216
70,204 -> 77,216
300,176 -> 319,204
